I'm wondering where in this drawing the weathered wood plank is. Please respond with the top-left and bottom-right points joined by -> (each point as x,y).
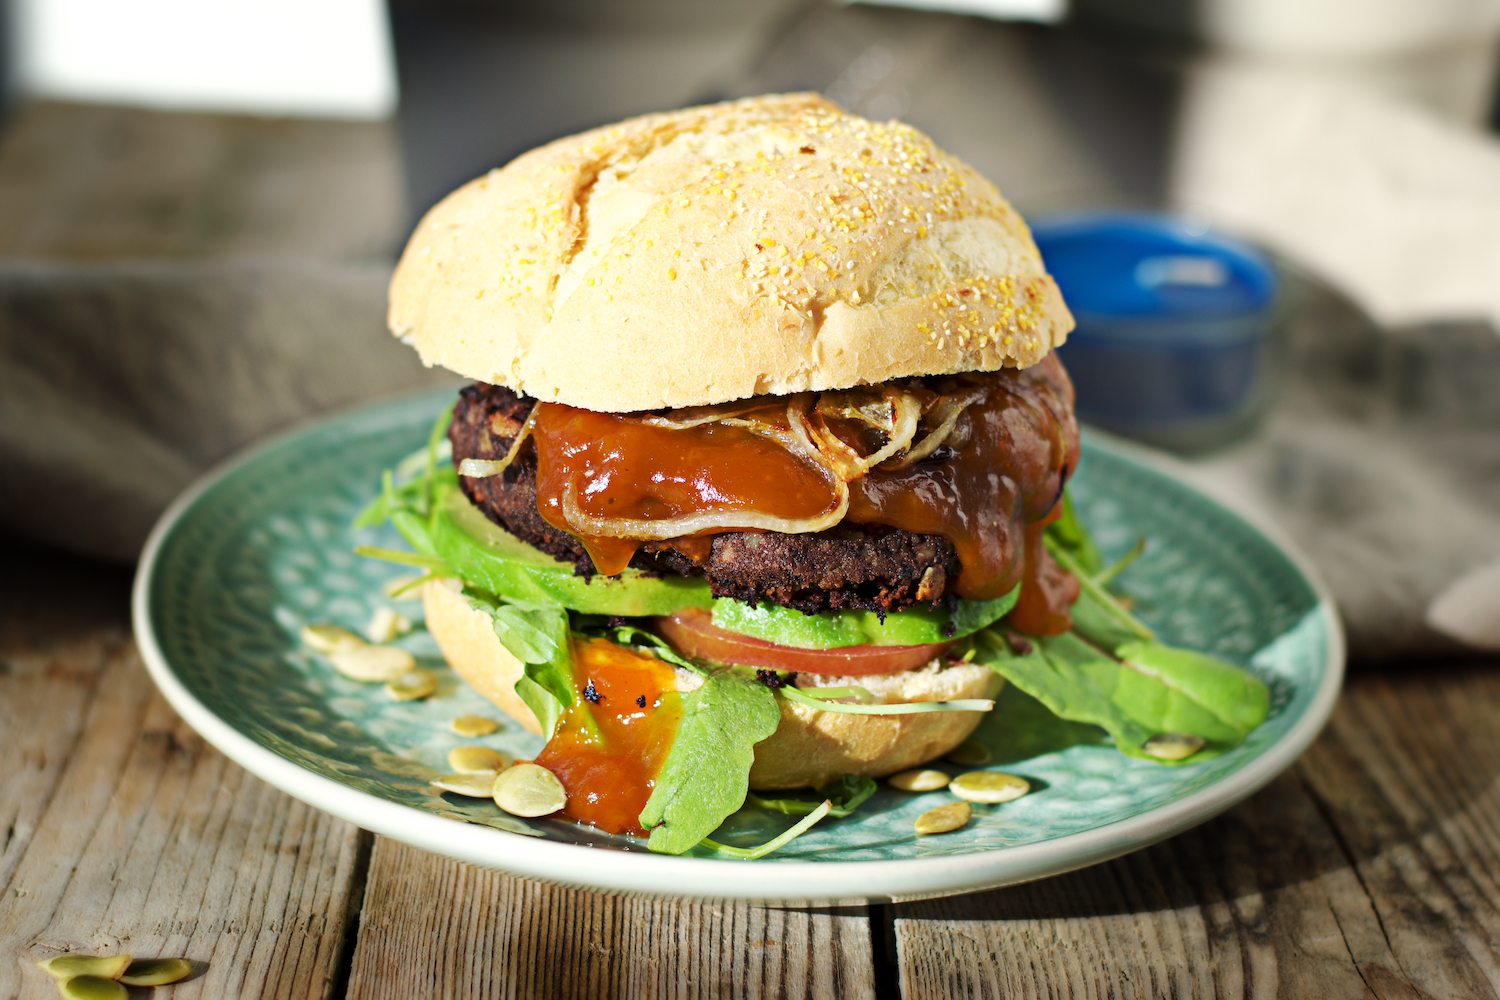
345,839 -> 878,999
0,547 -> 367,999
891,672 -> 1500,1000
1299,668 -> 1500,998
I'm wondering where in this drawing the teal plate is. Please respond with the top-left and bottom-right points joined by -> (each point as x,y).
133,390 -> 1343,903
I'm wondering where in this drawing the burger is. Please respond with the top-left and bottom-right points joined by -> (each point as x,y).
367,94 -> 1268,856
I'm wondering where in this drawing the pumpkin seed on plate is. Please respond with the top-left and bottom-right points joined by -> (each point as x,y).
329,645 -> 414,683
38,955 -> 131,980
60,976 -> 127,1000
888,768 -> 951,793
944,739 -> 992,767
385,667 -> 438,701
365,607 -> 412,643
950,771 -> 1030,804
120,958 -> 193,987
492,763 -> 567,818
452,714 -> 500,737
448,746 -> 506,774
915,801 -> 972,835
1143,733 -> 1206,761
430,773 -> 498,798
300,624 -> 364,655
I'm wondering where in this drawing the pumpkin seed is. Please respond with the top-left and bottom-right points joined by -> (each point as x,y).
385,667 -> 438,701
300,624 -> 363,655
120,958 -> 193,987
888,768 -> 951,793
448,746 -> 506,774
1143,733 -> 1206,761
430,773 -> 497,798
60,976 -> 127,1000
452,714 -> 500,737
944,739 -> 992,767
38,955 -> 131,980
915,801 -> 972,835
492,763 -> 567,817
950,771 -> 1030,804
365,607 -> 412,644
329,645 -> 414,683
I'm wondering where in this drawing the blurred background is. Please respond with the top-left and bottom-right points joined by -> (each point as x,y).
0,0 -> 1497,659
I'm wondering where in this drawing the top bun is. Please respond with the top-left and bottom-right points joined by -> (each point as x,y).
389,93 -> 1073,412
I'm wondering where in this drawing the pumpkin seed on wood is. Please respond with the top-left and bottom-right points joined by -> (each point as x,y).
950,771 -> 1030,804
60,976 -> 127,1000
492,763 -> 567,818
300,624 -> 364,655
451,714 -> 499,737
365,607 -> 412,644
329,645 -> 414,683
1143,733 -> 1206,761
944,739 -> 992,767
915,801 -> 972,835
386,667 -> 438,701
120,958 -> 194,987
448,746 -> 506,774
38,955 -> 131,980
889,769 -> 951,793
430,773 -> 497,798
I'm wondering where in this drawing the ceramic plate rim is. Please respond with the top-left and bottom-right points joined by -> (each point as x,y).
132,392 -> 1345,904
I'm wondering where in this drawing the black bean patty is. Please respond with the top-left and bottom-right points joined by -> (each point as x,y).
449,382 -> 959,615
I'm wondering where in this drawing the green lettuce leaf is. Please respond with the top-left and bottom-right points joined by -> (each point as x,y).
639,669 -> 781,854
973,630 -> 1269,762
461,589 -> 574,738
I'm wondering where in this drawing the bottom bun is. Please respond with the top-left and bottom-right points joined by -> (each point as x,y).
422,579 -> 1002,790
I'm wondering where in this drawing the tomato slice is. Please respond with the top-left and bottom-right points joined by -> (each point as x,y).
656,609 -> 952,676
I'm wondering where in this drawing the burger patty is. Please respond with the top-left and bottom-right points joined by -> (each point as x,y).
449,382 -> 960,615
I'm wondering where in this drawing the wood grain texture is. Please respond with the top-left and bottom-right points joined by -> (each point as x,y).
344,840 -> 878,1000
0,547 -> 368,999
891,670 -> 1500,1000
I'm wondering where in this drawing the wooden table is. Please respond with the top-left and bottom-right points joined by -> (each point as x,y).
4,9 -> 1499,995
4,544 -> 1498,999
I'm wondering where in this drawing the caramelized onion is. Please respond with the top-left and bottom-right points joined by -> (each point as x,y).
560,476 -> 849,539
888,388 -> 985,469
456,408 -> 537,479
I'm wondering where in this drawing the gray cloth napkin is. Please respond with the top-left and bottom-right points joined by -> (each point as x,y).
0,261 -> 455,560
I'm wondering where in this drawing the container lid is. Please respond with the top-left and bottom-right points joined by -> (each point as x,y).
1032,213 -> 1277,322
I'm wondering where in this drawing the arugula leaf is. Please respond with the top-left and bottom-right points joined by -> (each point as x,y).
1045,491 -> 1104,576
973,630 -> 1269,762
639,669 -> 781,854
1113,640 -> 1271,742
702,800 -> 833,860
461,589 -> 574,737
354,404 -> 454,529
748,775 -> 877,819
1045,536 -> 1154,651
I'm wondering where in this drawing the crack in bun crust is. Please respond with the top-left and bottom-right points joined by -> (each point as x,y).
389,93 -> 1074,411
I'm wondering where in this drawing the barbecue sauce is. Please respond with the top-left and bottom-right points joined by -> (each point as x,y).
527,357 -> 1080,634
531,405 -> 841,576
533,637 -> 683,835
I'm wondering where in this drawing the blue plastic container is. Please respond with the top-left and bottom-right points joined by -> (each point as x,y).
1031,213 -> 1281,451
